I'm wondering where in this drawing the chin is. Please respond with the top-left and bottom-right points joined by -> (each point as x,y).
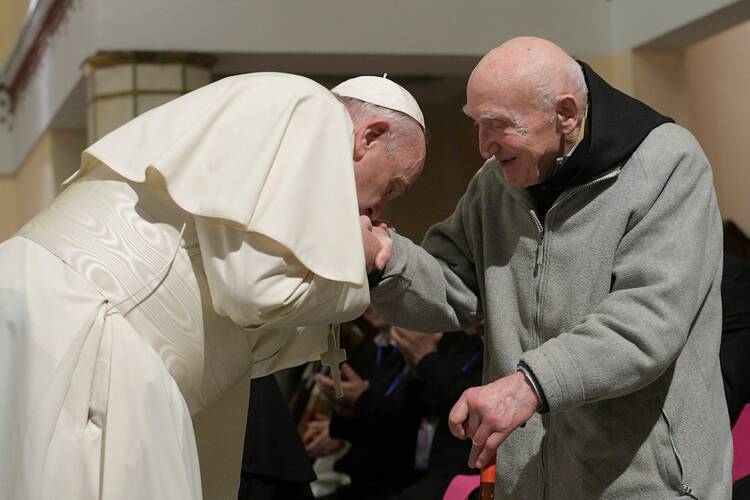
500,167 -> 529,188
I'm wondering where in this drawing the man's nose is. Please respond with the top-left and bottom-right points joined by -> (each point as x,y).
478,126 -> 500,160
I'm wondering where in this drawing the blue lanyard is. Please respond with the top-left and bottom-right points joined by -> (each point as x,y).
375,344 -> 398,368
385,367 -> 409,397
461,349 -> 482,374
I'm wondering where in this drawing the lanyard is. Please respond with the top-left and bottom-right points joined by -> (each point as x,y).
385,367 -> 409,397
461,349 -> 483,374
375,344 -> 398,368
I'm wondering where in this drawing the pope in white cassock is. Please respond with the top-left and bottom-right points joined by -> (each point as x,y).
0,73 -> 426,500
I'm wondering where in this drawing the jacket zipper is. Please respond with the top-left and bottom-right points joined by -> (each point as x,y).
525,166 -> 622,500
528,208 -> 547,498
549,167 -> 622,212
529,166 -> 621,337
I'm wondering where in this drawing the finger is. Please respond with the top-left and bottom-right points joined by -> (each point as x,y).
473,432 -> 505,469
309,420 -> 325,430
470,417 -> 493,451
303,428 -> 319,443
308,434 -> 324,451
448,396 -> 470,439
341,363 -> 359,381
465,406 -> 482,439
374,238 -> 393,270
390,329 -> 405,346
360,215 -> 373,231
468,440 -> 482,469
314,374 -> 334,388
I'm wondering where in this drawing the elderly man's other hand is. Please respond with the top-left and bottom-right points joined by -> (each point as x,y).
448,372 -> 540,469
315,362 -> 370,406
391,327 -> 442,369
360,216 -> 392,272
303,416 -> 344,458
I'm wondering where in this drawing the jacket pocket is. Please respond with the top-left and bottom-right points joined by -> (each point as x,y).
653,409 -> 698,499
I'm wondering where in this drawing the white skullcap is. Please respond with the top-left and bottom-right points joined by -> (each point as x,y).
331,75 -> 425,130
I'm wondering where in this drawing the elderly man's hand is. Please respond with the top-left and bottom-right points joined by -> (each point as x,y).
391,327 -> 443,369
315,363 -> 370,405
448,371 -> 541,469
360,216 -> 392,272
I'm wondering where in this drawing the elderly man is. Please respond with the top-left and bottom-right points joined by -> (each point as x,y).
0,73 -> 424,500
363,37 -> 731,498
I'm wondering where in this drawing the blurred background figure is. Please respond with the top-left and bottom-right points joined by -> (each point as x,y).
300,307 -> 484,499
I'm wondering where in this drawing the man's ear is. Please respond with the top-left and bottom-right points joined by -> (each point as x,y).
353,119 -> 390,161
364,120 -> 389,146
555,95 -> 579,135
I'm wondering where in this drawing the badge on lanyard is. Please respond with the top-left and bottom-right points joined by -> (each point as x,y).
414,415 -> 439,471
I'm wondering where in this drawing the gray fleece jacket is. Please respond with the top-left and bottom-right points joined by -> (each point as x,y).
371,122 -> 732,499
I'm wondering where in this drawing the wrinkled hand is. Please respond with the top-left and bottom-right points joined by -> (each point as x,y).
303,416 -> 344,458
448,371 -> 541,469
360,216 -> 392,272
391,327 -> 442,369
315,363 -> 370,406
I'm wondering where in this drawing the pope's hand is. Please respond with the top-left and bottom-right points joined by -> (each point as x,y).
448,371 -> 540,469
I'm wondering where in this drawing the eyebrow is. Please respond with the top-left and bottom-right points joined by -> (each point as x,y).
480,111 -> 507,121
461,105 -> 510,123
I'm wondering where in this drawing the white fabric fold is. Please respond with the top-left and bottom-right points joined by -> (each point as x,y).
66,72 -> 365,287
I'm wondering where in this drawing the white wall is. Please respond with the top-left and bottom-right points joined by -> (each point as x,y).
685,19 -> 750,235
610,0 -> 739,50
94,0 -> 614,57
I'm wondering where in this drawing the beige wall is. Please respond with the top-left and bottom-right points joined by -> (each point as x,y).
382,76 -> 482,242
583,42 -> 750,238
0,128 -> 86,242
0,175 -> 19,240
0,0 -> 30,65
686,19 -> 750,237
581,50 -> 691,128
566,47 -> 750,239
17,133 -> 59,225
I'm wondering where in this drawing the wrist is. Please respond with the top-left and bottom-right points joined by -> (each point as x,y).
516,371 -> 541,409
516,362 -> 549,413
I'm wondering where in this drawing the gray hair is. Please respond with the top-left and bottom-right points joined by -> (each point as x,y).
534,57 -> 588,116
336,96 -> 424,157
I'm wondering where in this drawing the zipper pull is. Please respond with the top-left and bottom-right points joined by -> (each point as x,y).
534,234 -> 544,277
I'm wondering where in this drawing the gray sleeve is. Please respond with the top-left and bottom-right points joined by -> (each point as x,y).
370,193 -> 483,332
521,130 -> 722,412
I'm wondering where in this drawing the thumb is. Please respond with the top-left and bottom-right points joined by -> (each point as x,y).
448,394 -> 470,440
374,240 -> 393,270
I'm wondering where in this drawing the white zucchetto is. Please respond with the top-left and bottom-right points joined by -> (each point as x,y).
331,76 -> 425,130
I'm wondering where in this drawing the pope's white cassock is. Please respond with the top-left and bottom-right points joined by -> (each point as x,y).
0,73 -> 393,499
